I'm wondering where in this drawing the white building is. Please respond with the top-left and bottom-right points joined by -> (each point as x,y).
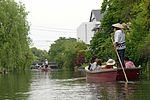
77,10 -> 104,44
77,22 -> 95,44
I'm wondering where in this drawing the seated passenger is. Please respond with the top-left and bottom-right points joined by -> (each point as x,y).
95,59 -> 103,70
124,57 -> 135,68
104,59 -> 115,69
90,56 -> 99,71
88,55 -> 98,70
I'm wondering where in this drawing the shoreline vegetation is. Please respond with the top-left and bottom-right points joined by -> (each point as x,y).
0,0 -> 150,74
0,0 -> 34,73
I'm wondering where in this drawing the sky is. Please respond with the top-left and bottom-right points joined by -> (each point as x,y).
15,0 -> 103,51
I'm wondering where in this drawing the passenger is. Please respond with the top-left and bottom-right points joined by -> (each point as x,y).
88,55 -> 98,70
42,63 -> 45,69
124,57 -> 135,68
104,59 -> 115,69
89,56 -> 99,71
95,59 -> 103,70
45,59 -> 48,68
38,65 -> 42,70
35,63 -> 39,69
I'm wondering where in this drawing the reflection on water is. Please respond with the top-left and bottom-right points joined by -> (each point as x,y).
0,71 -> 32,100
0,70 -> 150,100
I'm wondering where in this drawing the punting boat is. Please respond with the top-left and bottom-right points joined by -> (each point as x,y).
117,67 -> 142,81
85,66 -> 142,82
85,66 -> 117,83
42,68 -> 51,72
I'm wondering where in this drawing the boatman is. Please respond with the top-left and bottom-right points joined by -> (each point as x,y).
45,59 -> 48,68
112,23 -> 126,68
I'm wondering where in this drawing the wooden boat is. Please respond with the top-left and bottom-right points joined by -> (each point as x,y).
85,66 -> 117,83
116,67 -> 142,81
85,66 -> 142,82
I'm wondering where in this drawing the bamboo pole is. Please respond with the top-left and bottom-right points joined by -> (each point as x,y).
111,38 -> 128,83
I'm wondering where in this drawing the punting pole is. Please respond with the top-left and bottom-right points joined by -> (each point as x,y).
111,37 -> 128,83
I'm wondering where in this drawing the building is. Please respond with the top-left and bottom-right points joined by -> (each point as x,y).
77,22 -> 95,44
77,9 -> 104,44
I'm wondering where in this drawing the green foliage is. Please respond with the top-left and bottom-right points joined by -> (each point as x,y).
125,0 -> 150,67
90,31 -> 116,62
90,0 -> 150,70
0,0 -> 33,72
48,37 -> 87,69
78,49 -> 91,64
100,0 -> 142,34
81,63 -> 89,68
31,47 -> 48,62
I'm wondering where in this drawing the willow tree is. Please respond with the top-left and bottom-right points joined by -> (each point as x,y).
0,0 -> 33,72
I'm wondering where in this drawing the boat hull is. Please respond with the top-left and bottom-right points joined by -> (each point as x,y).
116,68 -> 142,81
85,67 -> 117,83
85,67 -> 142,82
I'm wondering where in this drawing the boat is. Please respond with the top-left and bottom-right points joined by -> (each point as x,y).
85,66 -> 117,83
116,67 -> 142,81
85,66 -> 142,82
42,68 -> 51,72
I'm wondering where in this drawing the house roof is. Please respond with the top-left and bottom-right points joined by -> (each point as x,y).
89,9 -> 104,22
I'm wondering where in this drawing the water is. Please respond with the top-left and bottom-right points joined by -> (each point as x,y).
0,70 -> 150,100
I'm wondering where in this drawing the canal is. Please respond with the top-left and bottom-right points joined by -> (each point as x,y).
0,70 -> 150,100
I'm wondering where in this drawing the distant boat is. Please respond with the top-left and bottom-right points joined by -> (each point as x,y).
85,66 -> 142,83
42,68 -> 51,72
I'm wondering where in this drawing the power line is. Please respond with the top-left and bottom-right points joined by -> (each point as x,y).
31,25 -> 76,31
33,39 -> 54,41
33,40 -> 54,43
31,28 -> 76,33
30,25 -> 95,33
32,26 -> 94,31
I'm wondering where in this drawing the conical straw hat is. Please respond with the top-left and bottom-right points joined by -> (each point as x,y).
112,23 -> 124,29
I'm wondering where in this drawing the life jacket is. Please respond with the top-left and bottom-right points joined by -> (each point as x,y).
103,65 -> 113,69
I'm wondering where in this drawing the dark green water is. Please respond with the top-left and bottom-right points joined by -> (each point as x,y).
0,70 -> 150,100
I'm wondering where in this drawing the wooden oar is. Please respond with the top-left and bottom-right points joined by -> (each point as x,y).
111,37 -> 128,83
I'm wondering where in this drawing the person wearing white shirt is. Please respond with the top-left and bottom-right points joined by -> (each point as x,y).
91,59 -> 103,71
112,23 -> 126,68
45,59 -> 48,68
95,59 -> 103,70
88,55 -> 98,70
90,62 -> 97,71
90,56 -> 99,71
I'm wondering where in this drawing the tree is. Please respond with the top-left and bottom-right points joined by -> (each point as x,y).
48,37 -> 87,69
125,0 -> 150,68
0,0 -> 33,72
48,37 -> 76,69
31,47 -> 48,62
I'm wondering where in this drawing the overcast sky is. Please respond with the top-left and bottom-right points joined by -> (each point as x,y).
15,0 -> 103,51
